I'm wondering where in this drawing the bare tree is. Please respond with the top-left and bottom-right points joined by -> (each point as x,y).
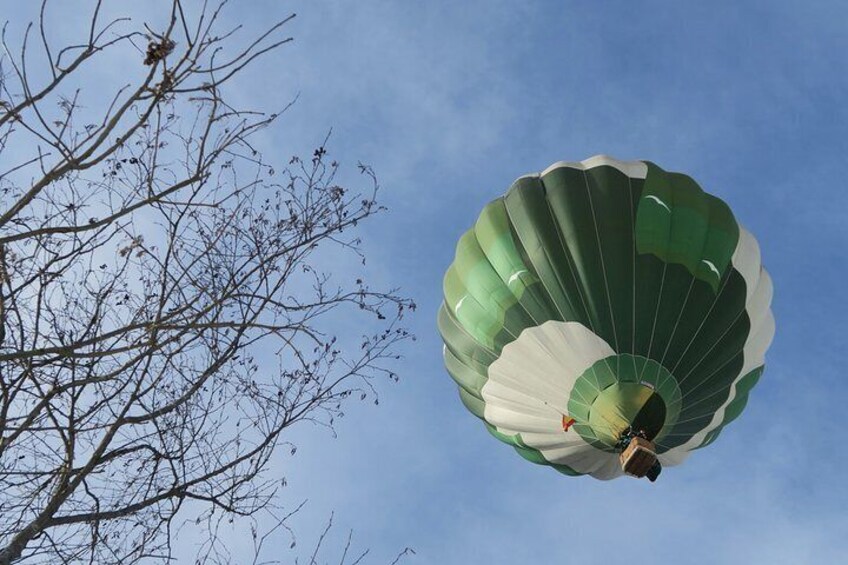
291,513 -> 415,565
0,2 -> 413,563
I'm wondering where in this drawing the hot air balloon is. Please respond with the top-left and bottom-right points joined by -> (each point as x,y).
438,156 -> 774,481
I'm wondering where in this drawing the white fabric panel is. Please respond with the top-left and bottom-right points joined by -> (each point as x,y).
515,155 -> 648,183
731,226 -> 762,303
483,320 -> 623,478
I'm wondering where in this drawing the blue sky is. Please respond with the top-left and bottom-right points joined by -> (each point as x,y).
4,1 -> 847,563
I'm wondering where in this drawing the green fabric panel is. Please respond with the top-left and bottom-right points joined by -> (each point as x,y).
634,168 -> 706,364
632,246 -> 667,357
443,266 -> 515,352
542,166 -> 645,353
473,201 -> 531,292
630,164 -> 744,385
672,320 -> 751,433
664,173 -> 710,275
696,197 -> 738,289
485,422 -> 524,448
541,167 -> 613,344
636,163 -> 739,292
443,345 -> 487,399
513,445 -> 549,464
669,270 -> 749,378
459,388 -> 486,420
503,176 -> 583,324
635,164 -> 674,269
567,359 -> 618,445
661,365 -> 744,449
565,369 -> 603,450
452,230 -> 537,337
659,333 -> 749,451
640,254 -> 698,364
567,383 -> 593,423
719,365 -> 763,425
696,366 -> 764,449
682,318 -> 749,395
584,167 -> 643,355
642,171 -> 712,365
698,428 -> 722,451
474,200 -> 557,325
659,273 -> 730,372
436,304 -> 497,373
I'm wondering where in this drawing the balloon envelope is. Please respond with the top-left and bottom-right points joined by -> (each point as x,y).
438,156 -> 774,480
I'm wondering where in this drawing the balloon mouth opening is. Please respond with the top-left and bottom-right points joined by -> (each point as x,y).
566,353 -> 682,452
587,383 -> 667,447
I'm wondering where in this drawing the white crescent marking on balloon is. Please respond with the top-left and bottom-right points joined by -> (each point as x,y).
507,270 -> 527,286
702,259 -> 721,278
645,195 -> 671,212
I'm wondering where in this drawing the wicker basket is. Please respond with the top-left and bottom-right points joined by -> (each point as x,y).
619,437 -> 657,477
